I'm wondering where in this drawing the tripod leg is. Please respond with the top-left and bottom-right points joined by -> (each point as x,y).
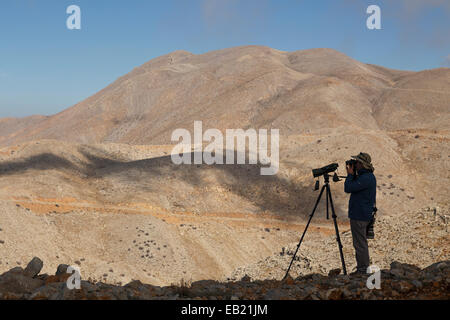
326,184 -> 347,275
283,185 -> 326,280
326,187 -> 329,220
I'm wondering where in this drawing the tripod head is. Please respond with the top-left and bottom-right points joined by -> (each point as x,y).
312,163 -> 345,191
314,172 -> 343,191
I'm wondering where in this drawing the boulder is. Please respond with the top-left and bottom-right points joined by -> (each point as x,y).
240,275 -> 251,282
389,261 -> 421,278
4,267 -> 24,275
55,264 -> 70,276
24,257 -> 43,278
125,280 -> 145,290
328,268 -> 341,277
421,261 -> 450,274
29,283 -> 65,300
0,270 -> 44,295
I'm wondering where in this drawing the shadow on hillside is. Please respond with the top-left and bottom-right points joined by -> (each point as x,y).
0,153 -> 79,175
80,147 -> 345,219
0,148 -> 345,219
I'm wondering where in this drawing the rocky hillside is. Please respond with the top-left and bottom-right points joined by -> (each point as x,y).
1,47 -> 448,211
0,257 -> 448,300
230,205 -> 450,281
0,138 -> 448,286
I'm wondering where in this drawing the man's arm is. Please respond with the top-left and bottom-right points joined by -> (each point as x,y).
344,174 -> 371,193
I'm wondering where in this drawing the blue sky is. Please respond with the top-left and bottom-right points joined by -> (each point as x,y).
0,0 -> 449,118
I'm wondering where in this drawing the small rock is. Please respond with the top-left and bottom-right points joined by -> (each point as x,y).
24,257 -> 43,278
125,280 -> 144,290
55,264 -> 70,276
283,275 -> 295,285
328,268 -> 341,277
240,275 -> 251,282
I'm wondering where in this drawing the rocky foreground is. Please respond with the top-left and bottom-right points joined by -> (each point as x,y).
231,206 -> 450,281
0,257 -> 448,300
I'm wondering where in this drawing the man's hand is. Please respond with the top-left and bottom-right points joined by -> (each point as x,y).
346,163 -> 355,175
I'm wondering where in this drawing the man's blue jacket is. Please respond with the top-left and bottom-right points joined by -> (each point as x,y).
344,169 -> 377,221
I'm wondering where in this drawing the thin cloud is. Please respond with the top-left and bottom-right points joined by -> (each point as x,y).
395,0 -> 450,49
202,0 -> 238,27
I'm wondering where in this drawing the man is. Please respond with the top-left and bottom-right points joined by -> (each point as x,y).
344,152 -> 377,275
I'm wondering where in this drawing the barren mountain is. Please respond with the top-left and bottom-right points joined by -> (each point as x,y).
0,46 -> 449,286
1,46 -> 448,147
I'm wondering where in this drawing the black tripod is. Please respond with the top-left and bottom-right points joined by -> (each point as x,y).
283,173 -> 347,279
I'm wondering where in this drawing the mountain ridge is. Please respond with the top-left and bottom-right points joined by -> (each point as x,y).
1,46 -> 448,147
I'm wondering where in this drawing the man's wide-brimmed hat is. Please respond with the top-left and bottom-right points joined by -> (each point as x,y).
351,152 -> 375,172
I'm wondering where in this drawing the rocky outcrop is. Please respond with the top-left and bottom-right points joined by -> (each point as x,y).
0,258 -> 448,300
